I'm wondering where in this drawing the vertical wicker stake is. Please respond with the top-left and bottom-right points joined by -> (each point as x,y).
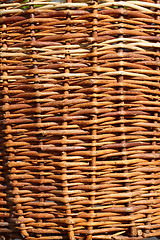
29,0 -> 45,238
1,6 -> 9,238
62,0 -> 75,239
118,2 -> 137,238
1,3 -> 28,239
1,6 -> 10,240
145,0 -> 160,238
86,1 -> 98,239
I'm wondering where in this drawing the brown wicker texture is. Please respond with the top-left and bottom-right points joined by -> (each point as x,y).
1,0 -> 160,239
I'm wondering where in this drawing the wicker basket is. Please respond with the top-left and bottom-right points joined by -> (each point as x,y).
1,0 -> 160,239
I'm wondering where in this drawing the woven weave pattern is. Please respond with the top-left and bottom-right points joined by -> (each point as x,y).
1,0 -> 160,239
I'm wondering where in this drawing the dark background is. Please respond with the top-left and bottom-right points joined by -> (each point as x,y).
146,238 -> 159,240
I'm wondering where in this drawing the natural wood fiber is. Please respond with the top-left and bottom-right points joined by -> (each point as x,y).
1,0 -> 160,239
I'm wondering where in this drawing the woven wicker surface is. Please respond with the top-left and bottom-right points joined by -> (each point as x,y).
1,0 -> 160,239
